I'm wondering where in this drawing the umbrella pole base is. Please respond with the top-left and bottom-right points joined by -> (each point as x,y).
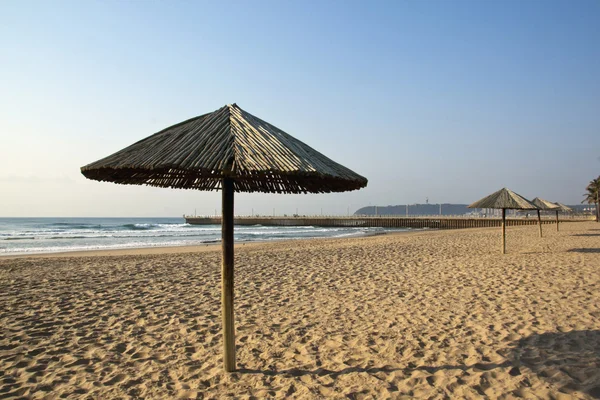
222,178 -> 236,372
502,209 -> 506,254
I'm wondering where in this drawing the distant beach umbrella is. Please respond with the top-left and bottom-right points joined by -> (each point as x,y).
467,188 -> 538,254
81,103 -> 368,372
552,202 -> 573,231
554,202 -> 573,212
531,197 -> 559,238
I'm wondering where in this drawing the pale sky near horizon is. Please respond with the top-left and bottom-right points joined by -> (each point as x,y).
1,0 -> 599,217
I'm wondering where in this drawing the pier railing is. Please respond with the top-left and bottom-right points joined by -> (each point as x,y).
184,215 -> 591,229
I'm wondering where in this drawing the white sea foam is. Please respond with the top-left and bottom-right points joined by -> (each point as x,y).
0,218 -> 406,255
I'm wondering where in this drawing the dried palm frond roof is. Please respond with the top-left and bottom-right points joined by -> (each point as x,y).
553,202 -> 573,212
468,188 -> 538,210
531,197 -> 560,210
81,104 -> 368,194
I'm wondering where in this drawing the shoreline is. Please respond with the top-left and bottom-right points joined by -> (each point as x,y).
0,227 -> 410,260
0,225 -> 541,260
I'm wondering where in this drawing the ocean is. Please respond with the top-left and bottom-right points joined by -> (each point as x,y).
0,217 -> 403,256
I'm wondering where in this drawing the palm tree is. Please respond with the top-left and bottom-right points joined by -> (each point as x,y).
582,176 -> 600,222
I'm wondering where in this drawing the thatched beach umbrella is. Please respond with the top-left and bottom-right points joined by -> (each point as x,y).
531,197 -> 559,238
468,188 -> 537,254
81,103 -> 368,372
552,202 -> 573,231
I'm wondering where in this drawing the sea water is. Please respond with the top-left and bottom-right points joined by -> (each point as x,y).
0,217 -> 401,256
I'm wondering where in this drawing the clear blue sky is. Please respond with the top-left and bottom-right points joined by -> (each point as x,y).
1,0 -> 599,216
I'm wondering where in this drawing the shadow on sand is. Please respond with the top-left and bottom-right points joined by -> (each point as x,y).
568,248 -> 600,253
510,330 -> 600,398
572,234 -> 600,237
237,330 -> 600,398
238,361 -> 514,377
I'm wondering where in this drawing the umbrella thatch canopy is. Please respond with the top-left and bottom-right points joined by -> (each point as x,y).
552,202 -> 573,231
468,188 -> 538,254
554,202 -> 573,212
81,104 -> 366,193
81,103 -> 368,372
531,197 -> 559,238
468,188 -> 538,210
531,197 -> 559,210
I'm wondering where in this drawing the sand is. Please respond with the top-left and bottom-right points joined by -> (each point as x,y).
1,221 -> 599,399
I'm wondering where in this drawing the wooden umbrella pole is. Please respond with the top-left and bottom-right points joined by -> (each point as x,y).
221,177 -> 236,372
537,209 -> 542,238
502,208 -> 506,254
556,210 -> 559,231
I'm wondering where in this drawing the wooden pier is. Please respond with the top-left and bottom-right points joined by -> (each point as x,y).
184,216 -> 586,229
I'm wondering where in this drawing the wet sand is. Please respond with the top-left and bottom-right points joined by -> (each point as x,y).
1,221 -> 599,399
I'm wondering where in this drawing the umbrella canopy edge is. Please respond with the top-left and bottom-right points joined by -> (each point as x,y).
81,104 -> 368,194
467,187 -> 538,210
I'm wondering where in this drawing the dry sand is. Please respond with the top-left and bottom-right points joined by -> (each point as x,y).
1,221 -> 599,399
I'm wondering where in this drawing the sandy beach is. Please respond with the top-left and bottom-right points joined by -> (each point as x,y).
1,221 -> 599,399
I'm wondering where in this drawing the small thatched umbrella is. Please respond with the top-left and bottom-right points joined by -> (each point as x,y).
552,202 -> 573,231
468,188 -> 538,254
81,104 -> 368,372
531,197 -> 559,238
